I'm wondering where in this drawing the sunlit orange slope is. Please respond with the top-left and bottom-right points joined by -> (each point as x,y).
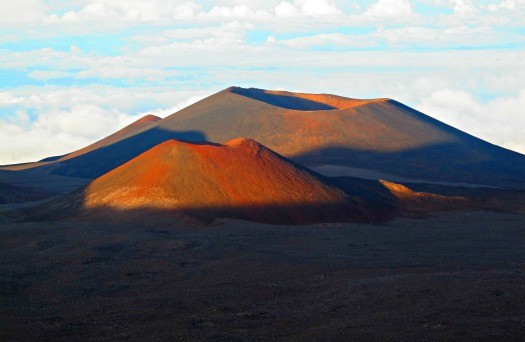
38,139 -> 387,224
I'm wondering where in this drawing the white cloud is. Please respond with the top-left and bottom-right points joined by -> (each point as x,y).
35,104 -> 127,137
0,0 -> 48,25
0,104 -> 131,164
487,0 -> 524,11
28,70 -> 72,80
145,95 -> 206,117
0,86 -> 208,164
271,32 -> 372,48
0,0 -> 346,32
267,25 -> 523,49
451,0 -> 477,16
206,4 -> 267,19
48,0 -> 201,23
365,0 -> 413,17
76,66 -> 176,81
416,89 -> 525,154
133,21 -> 250,47
295,0 -> 341,15
373,25 -> 521,47
275,2 -> 298,16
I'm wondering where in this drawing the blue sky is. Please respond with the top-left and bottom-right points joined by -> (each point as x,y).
1,0 -> 524,164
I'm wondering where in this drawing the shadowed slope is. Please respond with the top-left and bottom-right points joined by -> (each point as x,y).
26,139 -> 388,224
0,115 -> 161,171
229,87 -> 384,110
35,127 -> 207,179
0,181 -> 46,204
54,114 -> 161,162
0,169 -> 89,199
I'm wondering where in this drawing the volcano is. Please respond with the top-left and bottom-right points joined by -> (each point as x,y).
12,87 -> 525,189
26,138 -> 390,224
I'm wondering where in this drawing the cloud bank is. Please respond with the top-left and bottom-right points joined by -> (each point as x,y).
0,0 -> 524,163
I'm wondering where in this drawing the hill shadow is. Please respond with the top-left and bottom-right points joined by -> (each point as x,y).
39,128 -> 209,179
230,87 -> 337,111
0,181 -> 48,204
32,130 -> 525,189
39,155 -> 65,162
291,142 -> 525,190
23,118 -> 525,190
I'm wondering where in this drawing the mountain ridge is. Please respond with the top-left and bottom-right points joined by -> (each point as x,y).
5,86 -> 524,189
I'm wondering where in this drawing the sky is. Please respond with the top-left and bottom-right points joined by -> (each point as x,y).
0,0 -> 524,164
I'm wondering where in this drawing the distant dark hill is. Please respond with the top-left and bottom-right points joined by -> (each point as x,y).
31,114 -> 206,178
0,181 -> 46,204
1,114 -> 162,172
24,138 -> 391,224
49,114 -> 162,163
0,169 -> 89,199
27,87 -> 525,188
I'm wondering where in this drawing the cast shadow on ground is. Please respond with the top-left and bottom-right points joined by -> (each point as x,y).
11,176 -> 400,226
291,143 -> 525,190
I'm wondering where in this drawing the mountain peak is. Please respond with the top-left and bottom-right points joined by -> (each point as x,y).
225,137 -> 262,149
135,114 -> 161,124
34,138 -> 382,224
